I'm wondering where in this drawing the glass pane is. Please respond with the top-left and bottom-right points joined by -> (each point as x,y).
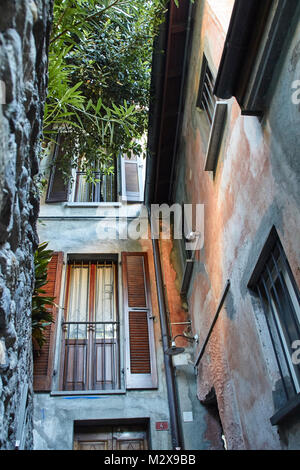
67,264 -> 89,338
270,275 -> 300,391
94,264 -> 116,339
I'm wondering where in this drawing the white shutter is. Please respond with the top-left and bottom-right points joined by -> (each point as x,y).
121,154 -> 144,202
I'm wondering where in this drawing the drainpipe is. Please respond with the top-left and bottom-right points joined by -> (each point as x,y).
150,231 -> 184,450
168,0 -> 194,203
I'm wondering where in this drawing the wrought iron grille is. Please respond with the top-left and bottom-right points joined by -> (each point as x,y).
61,321 -> 120,391
74,170 -> 117,203
197,56 -> 216,126
255,240 -> 300,408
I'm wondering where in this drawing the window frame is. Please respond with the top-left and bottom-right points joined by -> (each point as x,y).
71,157 -> 118,204
196,55 -> 228,173
59,256 -> 121,392
248,227 -> 300,424
196,55 -> 217,127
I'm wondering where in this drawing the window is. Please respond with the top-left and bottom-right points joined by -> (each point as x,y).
46,136 -> 145,204
248,228 -> 300,421
59,252 -> 157,392
61,258 -> 120,391
196,55 -> 216,126
197,55 -> 227,172
73,160 -> 117,203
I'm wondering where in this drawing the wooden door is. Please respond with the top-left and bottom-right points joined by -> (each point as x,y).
74,425 -> 148,450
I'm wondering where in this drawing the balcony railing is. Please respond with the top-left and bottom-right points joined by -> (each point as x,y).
74,171 -> 117,203
61,321 -> 120,391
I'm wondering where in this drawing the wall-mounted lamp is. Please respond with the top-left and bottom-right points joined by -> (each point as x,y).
165,333 -> 199,356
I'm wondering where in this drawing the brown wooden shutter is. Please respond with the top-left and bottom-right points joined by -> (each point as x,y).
46,135 -> 69,203
33,252 -> 63,391
122,252 -> 157,389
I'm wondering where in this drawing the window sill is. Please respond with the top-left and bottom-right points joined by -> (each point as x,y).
66,202 -> 122,208
50,389 -> 126,397
270,393 -> 300,426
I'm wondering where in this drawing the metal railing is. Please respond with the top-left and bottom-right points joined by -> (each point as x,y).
61,321 -> 120,391
74,171 -> 117,203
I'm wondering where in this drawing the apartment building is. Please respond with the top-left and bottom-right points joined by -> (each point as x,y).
32,0 -> 300,451
146,0 -> 300,450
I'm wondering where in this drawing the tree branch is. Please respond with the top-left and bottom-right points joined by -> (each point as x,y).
50,0 -> 121,44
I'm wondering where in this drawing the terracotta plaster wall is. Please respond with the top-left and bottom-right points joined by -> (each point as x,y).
172,0 -> 300,450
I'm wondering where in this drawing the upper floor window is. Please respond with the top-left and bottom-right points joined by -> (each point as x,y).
196,55 -> 216,127
45,135 -> 145,204
73,160 -> 117,203
248,227 -> 300,423
196,55 -> 228,173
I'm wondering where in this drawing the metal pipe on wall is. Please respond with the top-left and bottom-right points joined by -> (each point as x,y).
151,235 -> 184,450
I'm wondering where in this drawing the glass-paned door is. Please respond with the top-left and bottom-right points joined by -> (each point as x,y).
61,260 -> 120,391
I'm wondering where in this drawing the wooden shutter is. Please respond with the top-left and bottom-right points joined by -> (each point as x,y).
46,135 -> 69,203
122,252 -> 157,389
121,154 -> 143,202
33,252 -> 63,391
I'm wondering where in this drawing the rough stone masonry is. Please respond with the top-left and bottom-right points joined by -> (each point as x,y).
0,0 -> 53,450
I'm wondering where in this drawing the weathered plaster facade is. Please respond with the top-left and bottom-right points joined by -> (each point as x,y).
0,0 -> 52,450
34,172 -> 189,449
168,0 -> 300,450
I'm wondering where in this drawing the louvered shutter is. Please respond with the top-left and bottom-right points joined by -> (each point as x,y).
46,135 -> 69,203
33,252 -> 63,391
121,154 -> 144,202
122,252 -> 157,389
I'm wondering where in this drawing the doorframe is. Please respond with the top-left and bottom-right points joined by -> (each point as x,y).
73,418 -> 151,450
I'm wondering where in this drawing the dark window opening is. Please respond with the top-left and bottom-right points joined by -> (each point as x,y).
248,227 -> 300,417
196,55 -> 217,126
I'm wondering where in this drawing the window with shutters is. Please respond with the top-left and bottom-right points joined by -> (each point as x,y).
46,138 -> 145,204
33,252 -> 64,392
59,252 -> 157,392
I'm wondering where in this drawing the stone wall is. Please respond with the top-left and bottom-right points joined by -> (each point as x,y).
0,0 -> 53,450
